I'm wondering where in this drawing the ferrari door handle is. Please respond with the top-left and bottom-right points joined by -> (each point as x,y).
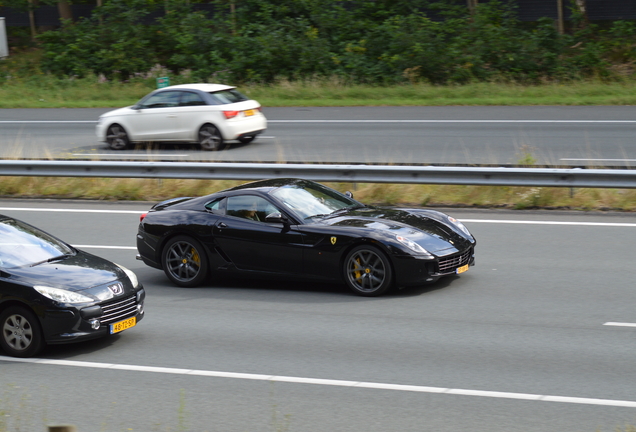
217,222 -> 227,228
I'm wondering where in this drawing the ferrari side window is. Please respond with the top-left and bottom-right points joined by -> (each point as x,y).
205,197 -> 226,214
227,196 -> 272,222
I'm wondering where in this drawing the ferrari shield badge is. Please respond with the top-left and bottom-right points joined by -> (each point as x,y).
330,236 -> 337,245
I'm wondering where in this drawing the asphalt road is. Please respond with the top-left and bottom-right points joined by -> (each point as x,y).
1,200 -> 635,432
1,106 -> 636,166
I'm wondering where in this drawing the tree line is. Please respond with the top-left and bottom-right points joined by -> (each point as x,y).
7,0 -> 636,84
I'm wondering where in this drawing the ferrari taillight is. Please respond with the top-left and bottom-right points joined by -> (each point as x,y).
223,110 -> 240,119
140,212 -> 147,222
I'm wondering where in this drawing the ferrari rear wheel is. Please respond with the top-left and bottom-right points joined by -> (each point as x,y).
343,245 -> 393,296
0,306 -> 45,358
162,236 -> 209,287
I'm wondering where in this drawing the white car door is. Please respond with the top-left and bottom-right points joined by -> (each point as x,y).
173,91 -> 211,141
130,91 -> 181,141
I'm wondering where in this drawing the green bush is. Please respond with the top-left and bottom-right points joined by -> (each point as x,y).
33,0 -> 636,84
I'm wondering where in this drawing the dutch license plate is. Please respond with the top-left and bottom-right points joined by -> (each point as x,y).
244,109 -> 256,117
110,317 -> 136,334
456,264 -> 469,274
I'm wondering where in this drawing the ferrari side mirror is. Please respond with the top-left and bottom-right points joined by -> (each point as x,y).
265,212 -> 289,224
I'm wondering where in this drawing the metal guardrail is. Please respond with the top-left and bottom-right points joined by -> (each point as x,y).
1,160 -> 635,188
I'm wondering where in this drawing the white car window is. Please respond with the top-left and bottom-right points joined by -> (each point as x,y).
179,92 -> 206,107
208,89 -> 249,105
140,91 -> 180,109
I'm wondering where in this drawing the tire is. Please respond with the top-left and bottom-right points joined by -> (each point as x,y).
238,135 -> 255,144
343,245 -> 393,296
198,124 -> 224,151
0,306 -> 45,357
106,124 -> 130,150
162,235 -> 209,287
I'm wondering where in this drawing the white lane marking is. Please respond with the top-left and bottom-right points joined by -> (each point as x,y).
1,356 -> 634,408
561,158 -> 636,162
73,245 -> 136,250
0,207 -> 145,214
0,121 -> 97,123
74,154 -> 190,157
3,120 -> 636,124
460,219 -> 636,227
266,120 -> 636,124
604,322 -> 636,327
1,207 -> 634,227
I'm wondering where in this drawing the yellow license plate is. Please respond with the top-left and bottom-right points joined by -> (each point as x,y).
456,264 -> 469,274
110,317 -> 136,334
244,109 -> 256,117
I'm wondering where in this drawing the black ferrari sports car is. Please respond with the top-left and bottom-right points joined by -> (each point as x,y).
0,214 -> 145,357
137,178 -> 476,296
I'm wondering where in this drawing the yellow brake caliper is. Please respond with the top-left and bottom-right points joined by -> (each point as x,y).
190,248 -> 200,266
354,258 -> 362,282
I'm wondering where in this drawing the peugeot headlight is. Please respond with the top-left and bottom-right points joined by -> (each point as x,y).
448,216 -> 472,237
34,286 -> 93,304
116,264 -> 139,288
396,235 -> 431,255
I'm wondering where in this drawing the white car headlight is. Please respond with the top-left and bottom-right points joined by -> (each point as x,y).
116,264 -> 139,288
34,286 -> 93,304
396,235 -> 431,255
448,216 -> 472,237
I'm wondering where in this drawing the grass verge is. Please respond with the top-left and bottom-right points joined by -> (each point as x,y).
2,77 -> 636,108
1,177 -> 635,212
2,50 -> 636,107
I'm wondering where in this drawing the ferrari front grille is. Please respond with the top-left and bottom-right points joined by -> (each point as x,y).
438,248 -> 473,273
99,295 -> 137,324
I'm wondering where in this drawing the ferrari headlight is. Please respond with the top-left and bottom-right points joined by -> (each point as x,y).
448,216 -> 472,237
116,264 -> 139,288
396,235 -> 430,255
34,286 -> 93,304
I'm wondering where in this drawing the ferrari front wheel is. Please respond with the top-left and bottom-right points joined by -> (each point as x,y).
162,236 -> 209,287
343,245 -> 393,296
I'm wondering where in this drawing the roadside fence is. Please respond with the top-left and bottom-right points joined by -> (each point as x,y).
1,160 -> 636,188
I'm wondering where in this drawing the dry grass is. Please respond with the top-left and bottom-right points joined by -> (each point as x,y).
1,177 -> 635,211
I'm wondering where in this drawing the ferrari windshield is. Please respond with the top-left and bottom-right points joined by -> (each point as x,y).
0,218 -> 73,268
271,182 -> 360,219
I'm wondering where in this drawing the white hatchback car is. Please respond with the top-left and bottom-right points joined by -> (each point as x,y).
96,83 -> 267,151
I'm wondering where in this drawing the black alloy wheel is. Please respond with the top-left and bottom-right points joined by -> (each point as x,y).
162,235 -> 209,287
343,245 -> 393,296
238,135 -> 255,144
0,306 -> 45,357
198,124 -> 224,151
106,124 -> 130,150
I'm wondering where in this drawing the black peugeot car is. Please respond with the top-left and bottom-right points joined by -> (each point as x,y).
0,214 -> 145,357
137,178 -> 476,296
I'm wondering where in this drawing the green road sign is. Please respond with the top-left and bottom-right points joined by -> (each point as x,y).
156,77 -> 170,88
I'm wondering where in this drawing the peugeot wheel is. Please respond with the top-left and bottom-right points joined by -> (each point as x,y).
0,306 -> 45,357
162,236 -> 209,287
106,124 -> 130,150
198,124 -> 224,151
343,245 -> 393,296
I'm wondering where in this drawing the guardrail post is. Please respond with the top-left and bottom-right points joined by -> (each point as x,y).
0,17 -> 9,58
48,426 -> 78,432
